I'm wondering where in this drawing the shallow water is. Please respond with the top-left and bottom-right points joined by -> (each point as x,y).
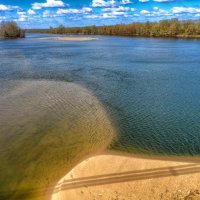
0,80 -> 114,199
1,34 -> 200,199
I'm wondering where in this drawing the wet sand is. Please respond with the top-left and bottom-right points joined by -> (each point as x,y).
51,154 -> 200,200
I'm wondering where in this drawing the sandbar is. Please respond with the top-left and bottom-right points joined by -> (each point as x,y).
37,37 -> 97,41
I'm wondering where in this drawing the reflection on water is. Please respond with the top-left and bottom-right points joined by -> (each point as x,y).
0,80 -> 115,199
1,33 -> 200,199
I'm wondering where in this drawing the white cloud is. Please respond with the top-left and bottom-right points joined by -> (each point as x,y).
27,9 -> 36,15
102,13 -> 117,18
155,8 -> 169,15
140,10 -> 150,15
17,11 -> 26,15
121,0 -> 131,4
139,0 -> 149,2
32,0 -> 66,10
86,6 -> 134,19
43,10 -> 53,17
101,11 -> 130,18
101,6 -> 135,18
82,7 -> 93,12
140,8 -> 170,16
102,6 -> 134,12
18,14 -> 27,21
0,4 -> 19,11
18,17 -> 26,22
92,0 -> 115,7
154,0 -> 175,2
153,7 -> 159,11
0,16 -> 6,22
85,14 -> 99,19
92,0 -> 132,7
57,7 -> 92,16
171,7 -> 200,14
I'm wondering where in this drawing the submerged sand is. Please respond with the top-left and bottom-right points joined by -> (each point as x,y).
0,80 -> 115,200
37,37 -> 97,41
51,154 -> 200,200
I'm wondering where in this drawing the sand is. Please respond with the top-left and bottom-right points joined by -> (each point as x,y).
37,37 -> 97,41
51,154 -> 200,200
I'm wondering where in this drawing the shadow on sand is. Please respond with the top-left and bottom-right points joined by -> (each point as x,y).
1,163 -> 200,199
53,163 -> 200,192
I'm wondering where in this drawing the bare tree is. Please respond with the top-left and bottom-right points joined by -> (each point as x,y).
0,21 -> 25,38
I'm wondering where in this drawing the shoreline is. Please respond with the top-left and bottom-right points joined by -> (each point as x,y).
105,149 -> 200,163
50,151 -> 200,200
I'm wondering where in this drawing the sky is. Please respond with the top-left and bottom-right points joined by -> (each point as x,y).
0,0 -> 200,28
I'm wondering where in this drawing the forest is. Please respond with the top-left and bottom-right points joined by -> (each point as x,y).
27,19 -> 200,38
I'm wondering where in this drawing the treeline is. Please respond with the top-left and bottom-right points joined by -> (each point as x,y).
27,19 -> 200,38
0,21 -> 25,39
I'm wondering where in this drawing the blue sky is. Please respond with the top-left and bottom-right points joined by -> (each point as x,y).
0,0 -> 200,28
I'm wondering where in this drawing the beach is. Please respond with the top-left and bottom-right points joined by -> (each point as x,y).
51,154 -> 200,200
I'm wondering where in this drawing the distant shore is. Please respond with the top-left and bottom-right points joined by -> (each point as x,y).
31,33 -> 200,40
51,153 -> 200,200
27,19 -> 200,40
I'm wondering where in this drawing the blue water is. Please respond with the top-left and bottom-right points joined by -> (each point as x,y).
1,33 -> 200,156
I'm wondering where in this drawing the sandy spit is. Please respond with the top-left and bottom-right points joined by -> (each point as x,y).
51,154 -> 200,200
37,37 -> 97,41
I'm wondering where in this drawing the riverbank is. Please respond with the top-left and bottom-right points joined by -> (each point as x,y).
51,153 -> 200,200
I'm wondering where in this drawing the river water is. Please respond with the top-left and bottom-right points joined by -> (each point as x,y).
0,34 -> 200,199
